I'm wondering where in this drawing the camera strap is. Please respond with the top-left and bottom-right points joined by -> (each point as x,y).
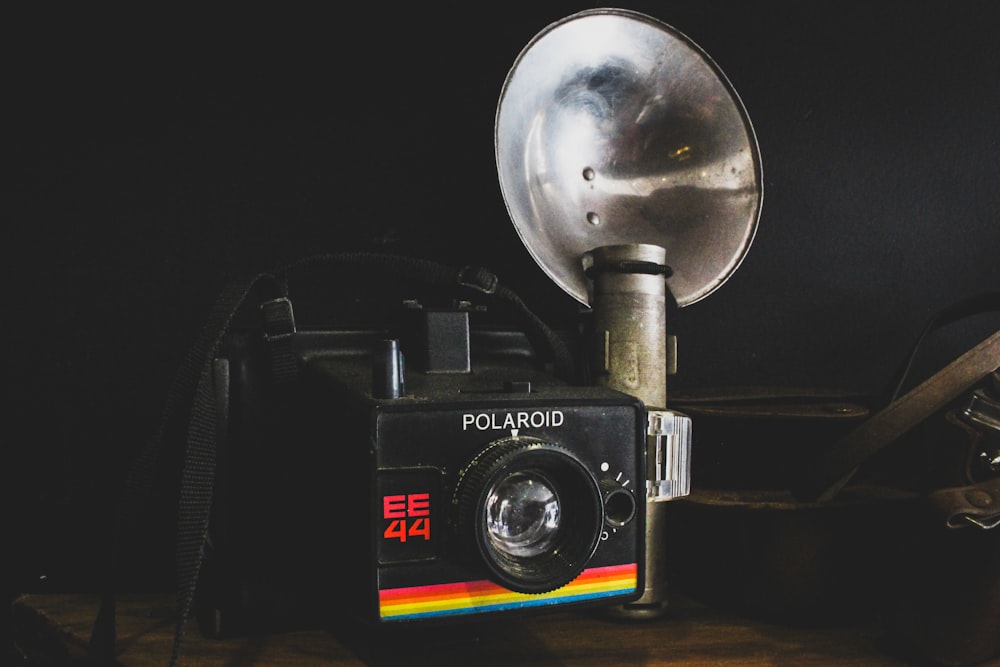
87,268 -> 285,667
797,291 -> 1000,503
87,252 -> 575,667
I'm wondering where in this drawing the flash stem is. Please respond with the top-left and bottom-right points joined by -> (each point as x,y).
586,243 -> 692,620
587,244 -> 671,409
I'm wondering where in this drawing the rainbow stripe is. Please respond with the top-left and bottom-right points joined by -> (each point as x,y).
378,563 -> 638,620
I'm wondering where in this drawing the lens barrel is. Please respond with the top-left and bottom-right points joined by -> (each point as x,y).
454,436 -> 604,593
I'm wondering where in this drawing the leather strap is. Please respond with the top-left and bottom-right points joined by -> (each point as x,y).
798,326 -> 1000,503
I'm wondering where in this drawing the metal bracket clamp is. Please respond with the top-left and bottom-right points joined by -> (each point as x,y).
931,479 -> 1000,530
646,409 -> 692,501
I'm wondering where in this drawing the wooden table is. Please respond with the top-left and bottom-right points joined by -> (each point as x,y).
10,592 -> 950,666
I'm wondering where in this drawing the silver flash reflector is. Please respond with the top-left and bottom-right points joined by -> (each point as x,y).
495,7 -> 762,620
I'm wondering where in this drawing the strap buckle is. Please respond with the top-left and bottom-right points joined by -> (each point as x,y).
260,296 -> 296,341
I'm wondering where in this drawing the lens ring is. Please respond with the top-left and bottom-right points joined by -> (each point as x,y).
454,436 -> 604,593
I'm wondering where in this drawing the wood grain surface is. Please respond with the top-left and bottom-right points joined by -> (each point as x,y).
11,593 -> 938,666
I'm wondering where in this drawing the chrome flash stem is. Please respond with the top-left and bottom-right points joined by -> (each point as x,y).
587,243 -> 691,619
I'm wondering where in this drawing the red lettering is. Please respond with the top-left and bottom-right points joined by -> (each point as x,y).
383,495 -> 407,519
407,493 -> 430,517
383,492 -> 432,541
409,517 -> 431,540
384,519 -> 407,542
383,518 -> 432,542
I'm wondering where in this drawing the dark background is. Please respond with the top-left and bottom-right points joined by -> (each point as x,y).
7,2 -> 1000,596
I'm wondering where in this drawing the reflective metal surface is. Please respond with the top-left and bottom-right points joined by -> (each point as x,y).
496,8 -> 762,307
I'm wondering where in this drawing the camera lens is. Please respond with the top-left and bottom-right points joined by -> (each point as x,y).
485,471 -> 560,558
454,436 -> 604,594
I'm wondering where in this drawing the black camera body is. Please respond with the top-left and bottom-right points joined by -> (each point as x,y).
197,300 -> 646,637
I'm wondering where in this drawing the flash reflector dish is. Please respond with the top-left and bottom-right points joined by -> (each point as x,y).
495,8 -> 762,307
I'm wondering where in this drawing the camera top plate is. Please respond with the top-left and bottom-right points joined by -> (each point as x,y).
495,8 -> 762,307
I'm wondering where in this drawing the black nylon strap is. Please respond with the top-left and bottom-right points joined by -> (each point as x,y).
88,271 -> 280,666
87,252 -> 576,666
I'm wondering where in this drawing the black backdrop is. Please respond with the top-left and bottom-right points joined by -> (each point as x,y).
8,3 -> 1000,595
